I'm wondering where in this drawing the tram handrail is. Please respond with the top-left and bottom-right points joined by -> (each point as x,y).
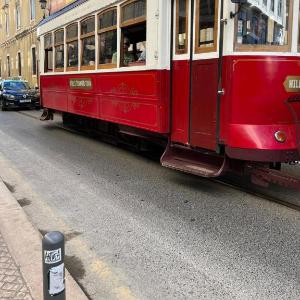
285,96 -> 300,156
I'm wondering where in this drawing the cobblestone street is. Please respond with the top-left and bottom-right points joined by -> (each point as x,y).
0,233 -> 32,299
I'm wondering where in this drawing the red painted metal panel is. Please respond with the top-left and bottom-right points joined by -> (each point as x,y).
96,71 -> 168,131
41,76 -> 69,111
96,72 -> 160,97
40,55 -> 300,161
40,70 -> 170,133
190,59 -> 218,151
68,92 -> 99,118
171,58 -> 219,150
171,60 -> 190,144
100,98 -> 158,127
221,56 -> 300,152
228,124 -> 297,150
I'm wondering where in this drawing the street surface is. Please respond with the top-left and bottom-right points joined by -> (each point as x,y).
0,110 -> 299,300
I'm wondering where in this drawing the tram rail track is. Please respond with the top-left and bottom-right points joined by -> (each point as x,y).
214,177 -> 300,212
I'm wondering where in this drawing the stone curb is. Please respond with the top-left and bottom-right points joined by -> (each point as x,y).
0,180 -> 89,300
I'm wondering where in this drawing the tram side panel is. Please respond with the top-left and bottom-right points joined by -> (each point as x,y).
170,57 -> 219,151
221,55 -> 300,162
190,58 -> 218,151
171,60 -> 190,145
40,70 -> 170,134
41,75 -> 69,112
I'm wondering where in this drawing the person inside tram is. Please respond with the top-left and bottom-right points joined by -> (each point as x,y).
112,37 -> 135,66
112,33 -> 146,66
137,41 -> 146,62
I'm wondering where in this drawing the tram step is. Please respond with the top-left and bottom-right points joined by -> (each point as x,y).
160,144 -> 227,177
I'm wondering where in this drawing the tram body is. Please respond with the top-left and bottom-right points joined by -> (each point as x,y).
37,0 -> 300,188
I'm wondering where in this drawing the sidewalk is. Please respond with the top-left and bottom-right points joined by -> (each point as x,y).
0,179 -> 89,300
0,232 -> 32,299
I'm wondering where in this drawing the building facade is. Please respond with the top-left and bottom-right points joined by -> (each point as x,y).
49,0 -> 76,14
0,0 -> 44,87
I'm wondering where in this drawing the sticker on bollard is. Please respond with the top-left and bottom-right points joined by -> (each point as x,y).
44,248 -> 62,264
49,263 -> 65,295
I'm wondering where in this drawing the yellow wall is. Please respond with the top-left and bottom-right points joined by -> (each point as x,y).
0,0 -> 44,87
49,0 -> 76,14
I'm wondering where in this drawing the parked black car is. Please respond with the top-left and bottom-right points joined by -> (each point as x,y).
0,80 -> 40,111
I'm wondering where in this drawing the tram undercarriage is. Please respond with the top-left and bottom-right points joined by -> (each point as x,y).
41,109 -> 300,190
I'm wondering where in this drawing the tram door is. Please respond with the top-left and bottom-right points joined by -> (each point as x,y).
172,0 -> 220,151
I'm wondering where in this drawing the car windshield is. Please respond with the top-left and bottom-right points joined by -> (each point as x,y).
3,81 -> 31,90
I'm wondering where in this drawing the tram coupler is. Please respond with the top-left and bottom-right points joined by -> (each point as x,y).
40,108 -> 54,121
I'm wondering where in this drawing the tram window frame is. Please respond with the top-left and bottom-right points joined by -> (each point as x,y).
98,7 -> 118,69
66,23 -> 79,71
80,16 -> 96,71
233,1 -> 293,52
194,0 -> 219,54
176,0 -> 189,55
54,29 -> 65,72
120,0 -> 147,67
44,33 -> 53,73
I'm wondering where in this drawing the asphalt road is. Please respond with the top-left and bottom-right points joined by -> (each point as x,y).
0,110 -> 299,300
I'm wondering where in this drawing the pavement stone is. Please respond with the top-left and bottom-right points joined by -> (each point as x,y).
0,232 -> 32,300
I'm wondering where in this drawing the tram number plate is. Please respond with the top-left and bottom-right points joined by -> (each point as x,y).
20,99 -> 31,103
284,76 -> 300,93
69,78 -> 92,89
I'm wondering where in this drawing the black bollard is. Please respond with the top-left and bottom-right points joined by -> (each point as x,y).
42,231 -> 66,300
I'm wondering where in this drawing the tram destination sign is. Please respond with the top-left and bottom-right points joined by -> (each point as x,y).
284,76 -> 300,93
69,78 -> 92,90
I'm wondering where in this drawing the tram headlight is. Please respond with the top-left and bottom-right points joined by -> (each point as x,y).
274,131 -> 287,143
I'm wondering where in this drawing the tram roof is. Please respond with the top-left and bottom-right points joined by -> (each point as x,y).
38,0 -> 88,26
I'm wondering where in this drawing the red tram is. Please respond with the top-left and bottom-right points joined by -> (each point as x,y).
37,0 -> 300,188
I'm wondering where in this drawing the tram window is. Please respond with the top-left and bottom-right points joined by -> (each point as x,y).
98,9 -> 117,67
235,0 -> 291,50
195,0 -> 218,53
176,0 -> 189,54
54,29 -> 64,71
122,0 -> 146,24
44,33 -> 53,73
120,0 -> 146,67
66,23 -> 78,69
80,17 -> 96,69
